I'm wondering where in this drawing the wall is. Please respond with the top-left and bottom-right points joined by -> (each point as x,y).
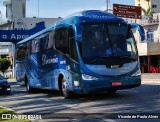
14,17 -> 62,30
137,43 -> 148,56
151,0 -> 160,13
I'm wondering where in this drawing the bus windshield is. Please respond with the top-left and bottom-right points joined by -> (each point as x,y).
80,23 -> 138,64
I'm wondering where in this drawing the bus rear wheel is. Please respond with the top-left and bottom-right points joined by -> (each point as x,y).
61,78 -> 73,99
25,77 -> 34,93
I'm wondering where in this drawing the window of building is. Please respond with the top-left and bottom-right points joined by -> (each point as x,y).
138,4 -> 141,6
147,29 -> 154,42
152,5 -> 157,8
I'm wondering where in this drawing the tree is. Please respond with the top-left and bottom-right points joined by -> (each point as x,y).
145,0 -> 150,8
142,7 -> 154,20
0,58 -> 11,75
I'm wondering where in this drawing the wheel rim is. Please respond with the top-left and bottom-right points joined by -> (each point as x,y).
62,79 -> 67,96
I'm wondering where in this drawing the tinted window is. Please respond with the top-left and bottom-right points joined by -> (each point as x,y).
55,28 -> 69,54
69,28 -> 78,61
31,31 -> 54,53
0,75 -> 4,80
81,23 -> 138,64
40,32 -> 54,51
32,38 -> 40,53
16,42 -> 30,59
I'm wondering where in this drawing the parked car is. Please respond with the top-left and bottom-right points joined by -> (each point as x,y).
0,74 -> 11,95
5,70 -> 12,78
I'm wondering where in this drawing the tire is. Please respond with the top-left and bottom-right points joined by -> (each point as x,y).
6,91 -> 10,95
61,77 -> 73,99
25,77 -> 34,93
107,90 -> 117,95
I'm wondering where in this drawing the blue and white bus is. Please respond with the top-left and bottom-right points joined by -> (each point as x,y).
16,10 -> 145,99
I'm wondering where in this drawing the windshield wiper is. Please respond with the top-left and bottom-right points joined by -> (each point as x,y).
89,55 -> 137,64
119,56 -> 137,61
89,55 -> 113,64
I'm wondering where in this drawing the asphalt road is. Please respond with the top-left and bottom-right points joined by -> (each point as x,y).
0,75 -> 160,122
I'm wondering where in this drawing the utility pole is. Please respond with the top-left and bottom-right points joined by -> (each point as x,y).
106,0 -> 110,12
38,0 -> 39,22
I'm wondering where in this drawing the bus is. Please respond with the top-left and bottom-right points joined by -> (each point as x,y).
16,10 -> 145,99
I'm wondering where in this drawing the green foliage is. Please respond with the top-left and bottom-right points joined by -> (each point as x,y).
142,7 -> 154,19
0,58 -> 11,74
145,0 -> 150,7
0,107 -> 30,122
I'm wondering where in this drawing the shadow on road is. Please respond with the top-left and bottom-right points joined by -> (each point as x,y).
0,83 -> 160,117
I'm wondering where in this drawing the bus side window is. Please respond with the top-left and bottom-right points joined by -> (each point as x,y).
55,29 -> 69,54
26,42 -> 30,55
48,31 -> 54,49
55,29 -> 61,51
61,29 -> 69,54
16,46 -> 21,59
39,32 -> 54,51
69,28 -> 78,61
16,42 -> 29,59
32,38 -> 40,53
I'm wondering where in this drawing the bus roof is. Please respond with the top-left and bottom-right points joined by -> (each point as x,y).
17,26 -> 54,45
17,10 -> 125,45
55,10 -> 125,28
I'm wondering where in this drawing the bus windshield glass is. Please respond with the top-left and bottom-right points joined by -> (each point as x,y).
80,23 -> 138,64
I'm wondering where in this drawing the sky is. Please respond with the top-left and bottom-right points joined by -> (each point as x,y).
0,0 -> 134,19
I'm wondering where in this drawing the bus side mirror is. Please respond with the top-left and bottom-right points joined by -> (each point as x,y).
74,25 -> 82,42
129,24 -> 145,41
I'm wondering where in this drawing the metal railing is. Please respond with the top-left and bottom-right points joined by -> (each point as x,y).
139,19 -> 159,25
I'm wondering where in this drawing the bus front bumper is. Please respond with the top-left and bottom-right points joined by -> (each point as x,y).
73,76 -> 141,94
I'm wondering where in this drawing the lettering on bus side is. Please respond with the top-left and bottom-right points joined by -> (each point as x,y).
42,54 -> 58,65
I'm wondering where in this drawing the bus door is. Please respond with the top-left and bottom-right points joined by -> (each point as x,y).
55,27 -> 80,90
68,28 -> 80,90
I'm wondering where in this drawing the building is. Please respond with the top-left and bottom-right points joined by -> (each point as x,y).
135,0 -> 160,13
134,0 -> 160,73
0,0 -> 62,77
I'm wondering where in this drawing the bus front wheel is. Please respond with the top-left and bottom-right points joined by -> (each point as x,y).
107,90 -> 117,95
61,78 -> 73,99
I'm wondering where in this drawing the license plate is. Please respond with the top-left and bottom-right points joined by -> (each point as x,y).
112,82 -> 122,86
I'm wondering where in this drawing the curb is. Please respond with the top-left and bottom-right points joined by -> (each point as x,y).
142,79 -> 160,81
0,106 -> 15,112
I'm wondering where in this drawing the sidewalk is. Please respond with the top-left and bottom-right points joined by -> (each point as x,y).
142,73 -> 160,81
142,73 -> 160,84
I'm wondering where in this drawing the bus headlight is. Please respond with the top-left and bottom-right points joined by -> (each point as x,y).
82,74 -> 98,80
132,69 -> 141,76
